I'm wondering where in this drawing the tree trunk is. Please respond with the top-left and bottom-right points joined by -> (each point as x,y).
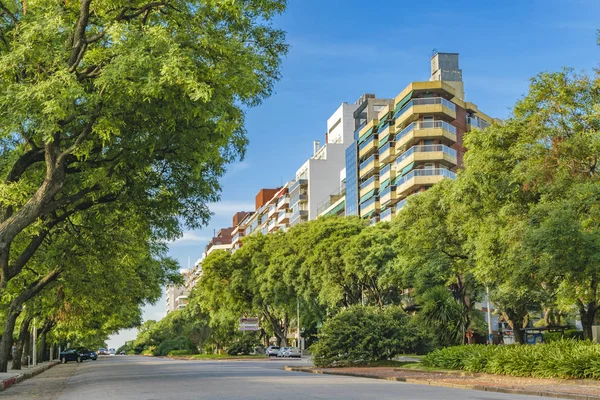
0,269 -> 60,372
578,300 -> 597,341
502,308 -> 529,344
21,332 -> 31,367
0,305 -> 21,372
37,320 -> 53,362
11,315 -> 32,370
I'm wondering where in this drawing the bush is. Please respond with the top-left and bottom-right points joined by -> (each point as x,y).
226,333 -> 261,356
154,336 -> 196,356
543,329 -> 584,343
311,305 -> 434,367
422,339 -> 600,379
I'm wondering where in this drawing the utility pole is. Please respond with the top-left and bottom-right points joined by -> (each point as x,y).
487,286 -> 493,344
296,297 -> 301,352
32,318 -> 37,366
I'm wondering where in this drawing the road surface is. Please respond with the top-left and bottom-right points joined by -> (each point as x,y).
0,355 -> 566,399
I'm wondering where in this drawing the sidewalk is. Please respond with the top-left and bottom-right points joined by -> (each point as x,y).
0,361 -> 59,392
285,366 -> 600,400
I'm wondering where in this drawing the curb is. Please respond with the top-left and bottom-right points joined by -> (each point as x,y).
284,367 -> 600,400
0,361 -> 59,392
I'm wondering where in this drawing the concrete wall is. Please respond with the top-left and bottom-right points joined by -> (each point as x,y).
307,143 -> 347,220
327,103 -> 359,145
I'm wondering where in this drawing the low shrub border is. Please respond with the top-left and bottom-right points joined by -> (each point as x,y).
422,339 -> 600,379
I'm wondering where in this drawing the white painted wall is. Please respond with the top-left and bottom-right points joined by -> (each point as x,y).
327,103 -> 359,145
307,143 -> 347,220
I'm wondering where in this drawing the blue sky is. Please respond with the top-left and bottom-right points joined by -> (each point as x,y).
107,0 -> 600,348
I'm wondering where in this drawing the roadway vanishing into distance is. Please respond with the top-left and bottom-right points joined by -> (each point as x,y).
0,355 -> 567,400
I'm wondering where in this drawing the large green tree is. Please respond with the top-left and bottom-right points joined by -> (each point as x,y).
0,0 -> 287,300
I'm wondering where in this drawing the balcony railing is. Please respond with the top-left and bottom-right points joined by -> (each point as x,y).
467,116 -> 491,129
394,97 -> 457,121
316,185 -> 347,215
379,184 -> 395,199
397,198 -> 408,210
354,121 -> 367,136
360,195 -> 379,209
359,154 -> 378,171
360,175 -> 379,191
381,163 -> 392,176
381,207 -> 393,220
396,120 -> 457,142
395,168 -> 456,187
358,134 -> 377,152
395,144 -> 457,165
277,195 -> 289,209
379,141 -> 394,155
289,179 -> 308,193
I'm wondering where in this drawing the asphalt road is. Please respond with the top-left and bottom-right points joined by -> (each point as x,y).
0,355 -> 567,400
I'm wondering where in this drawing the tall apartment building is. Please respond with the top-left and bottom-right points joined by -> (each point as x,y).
290,103 -> 358,226
165,270 -> 189,314
349,52 -> 496,223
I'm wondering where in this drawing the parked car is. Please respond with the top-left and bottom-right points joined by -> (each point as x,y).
88,350 -> 98,360
98,348 -> 107,355
119,351 -> 125,355
265,346 -> 280,357
276,347 -> 289,358
286,347 -> 301,358
108,348 -> 116,355
60,348 -> 82,363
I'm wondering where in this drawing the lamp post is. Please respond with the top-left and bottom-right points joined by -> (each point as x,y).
296,297 -> 301,352
486,286 -> 493,344
32,318 -> 36,366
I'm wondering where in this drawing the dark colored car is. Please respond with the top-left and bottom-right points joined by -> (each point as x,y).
60,348 -> 82,364
87,350 -> 98,360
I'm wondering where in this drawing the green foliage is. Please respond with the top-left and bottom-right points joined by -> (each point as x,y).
168,350 -> 195,357
423,340 -> 600,379
155,336 -> 196,357
311,306 -> 433,367
226,333 -> 261,356
543,330 -> 584,343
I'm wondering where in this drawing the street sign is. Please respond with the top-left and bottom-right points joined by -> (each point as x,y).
239,317 -> 259,331
238,324 -> 259,331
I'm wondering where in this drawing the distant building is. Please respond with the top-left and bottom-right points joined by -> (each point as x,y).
165,270 -> 190,313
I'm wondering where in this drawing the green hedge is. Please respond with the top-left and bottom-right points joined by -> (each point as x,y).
422,339 -> 600,379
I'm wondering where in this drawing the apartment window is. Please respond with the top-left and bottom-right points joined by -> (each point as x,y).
424,163 -> 435,170
422,116 -> 434,129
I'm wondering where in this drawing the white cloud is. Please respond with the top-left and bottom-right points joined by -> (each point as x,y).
208,201 -> 255,215
169,231 -> 212,246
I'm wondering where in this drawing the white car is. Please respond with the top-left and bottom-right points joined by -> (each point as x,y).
108,348 -> 116,355
286,347 -> 301,358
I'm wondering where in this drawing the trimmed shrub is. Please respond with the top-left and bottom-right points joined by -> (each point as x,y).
422,339 -> 600,379
226,333 -> 261,356
154,336 -> 196,356
311,305 -> 434,367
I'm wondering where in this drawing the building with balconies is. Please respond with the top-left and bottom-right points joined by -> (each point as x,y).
350,52 -> 498,223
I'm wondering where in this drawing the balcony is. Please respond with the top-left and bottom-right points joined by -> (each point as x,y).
289,192 -> 308,207
268,205 -> 277,219
359,154 -> 379,179
378,142 -> 396,164
395,144 -> 457,171
277,195 -> 289,210
380,207 -> 394,222
289,179 -> 308,194
397,197 -> 408,211
360,195 -> 380,217
359,175 -> 379,198
380,185 -> 397,206
358,134 -> 378,158
277,211 -> 291,224
232,231 -> 245,244
395,120 -> 457,150
379,163 -> 395,187
317,185 -> 346,216
268,218 -> 278,232
290,205 -> 309,225
377,121 -> 393,140
395,168 -> 456,197
467,116 -> 491,130
394,97 -> 457,126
